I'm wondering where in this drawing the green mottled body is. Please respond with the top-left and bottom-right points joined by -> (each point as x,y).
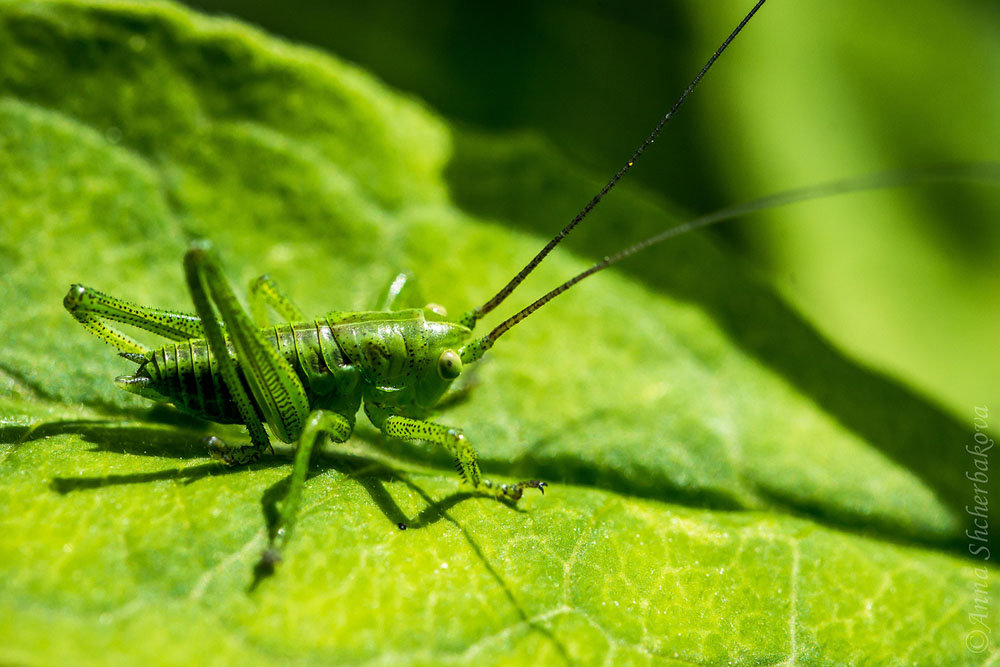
125,320 -> 357,427
127,312 -> 467,439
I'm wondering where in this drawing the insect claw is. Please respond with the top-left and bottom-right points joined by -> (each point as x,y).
520,480 -> 546,495
205,435 -> 237,465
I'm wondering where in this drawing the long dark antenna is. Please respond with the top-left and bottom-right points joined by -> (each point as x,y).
459,0 -> 770,330
457,162 -> 1000,363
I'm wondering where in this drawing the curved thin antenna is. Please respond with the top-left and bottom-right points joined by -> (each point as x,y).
459,0 -> 770,329
459,161 -> 1000,362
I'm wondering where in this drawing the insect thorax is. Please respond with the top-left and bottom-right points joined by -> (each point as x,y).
327,309 -> 472,415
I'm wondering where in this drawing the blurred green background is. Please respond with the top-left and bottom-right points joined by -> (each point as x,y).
181,0 -> 1000,417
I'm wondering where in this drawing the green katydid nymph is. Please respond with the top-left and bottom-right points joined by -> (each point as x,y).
64,1 -> 770,563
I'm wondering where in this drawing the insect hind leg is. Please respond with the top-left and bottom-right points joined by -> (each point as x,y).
248,274 -> 305,326
63,284 -> 208,354
184,240 -> 312,465
265,409 -> 355,563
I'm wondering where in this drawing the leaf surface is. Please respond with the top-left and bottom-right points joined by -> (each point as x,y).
0,2 -> 994,664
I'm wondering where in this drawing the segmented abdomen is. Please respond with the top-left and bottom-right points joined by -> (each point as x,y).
138,320 -> 348,423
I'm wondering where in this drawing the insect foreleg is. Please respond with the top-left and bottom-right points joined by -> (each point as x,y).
268,409 -> 355,559
63,284 -> 208,354
248,274 -> 306,326
371,410 -> 545,501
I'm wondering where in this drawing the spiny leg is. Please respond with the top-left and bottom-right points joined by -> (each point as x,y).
63,284 -> 209,354
248,274 -> 305,327
371,409 -> 545,501
374,272 -> 449,319
184,240 -> 311,463
375,272 -> 419,311
267,409 -> 355,561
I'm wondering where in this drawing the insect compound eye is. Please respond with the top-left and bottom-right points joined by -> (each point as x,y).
437,349 -> 463,380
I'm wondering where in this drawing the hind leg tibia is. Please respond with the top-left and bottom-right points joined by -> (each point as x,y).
63,284 -> 208,354
267,409 -> 355,561
248,274 -> 306,326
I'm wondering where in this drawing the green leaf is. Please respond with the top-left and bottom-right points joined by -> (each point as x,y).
0,1 -> 994,664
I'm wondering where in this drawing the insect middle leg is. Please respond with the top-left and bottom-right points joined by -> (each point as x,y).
374,272 -> 449,317
375,272 -> 420,311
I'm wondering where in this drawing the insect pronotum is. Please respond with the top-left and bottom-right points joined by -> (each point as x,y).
63,0 -> 836,564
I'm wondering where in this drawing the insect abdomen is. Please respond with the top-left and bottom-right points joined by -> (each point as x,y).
126,337 -> 243,423
121,320 -> 353,423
